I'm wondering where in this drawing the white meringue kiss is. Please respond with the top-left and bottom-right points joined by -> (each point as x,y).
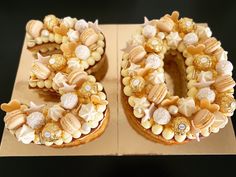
15,125 -> 35,144
67,29 -> 79,42
216,60 -> 233,75
63,16 -> 75,28
142,25 -> 157,38
183,32 -> 198,45
75,19 -> 88,33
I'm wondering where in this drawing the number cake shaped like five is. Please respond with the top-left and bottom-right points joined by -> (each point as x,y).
121,11 -> 236,144
1,15 -> 109,147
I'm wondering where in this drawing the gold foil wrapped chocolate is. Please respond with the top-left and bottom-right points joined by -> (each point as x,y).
145,37 -> 163,53
215,93 -> 236,116
178,17 -> 194,33
130,76 -> 145,92
79,81 -> 98,97
172,117 -> 190,135
49,54 -> 67,71
193,55 -> 213,70
42,123 -> 62,142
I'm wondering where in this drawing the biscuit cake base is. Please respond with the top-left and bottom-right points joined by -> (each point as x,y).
28,42 -> 108,82
52,108 -> 110,148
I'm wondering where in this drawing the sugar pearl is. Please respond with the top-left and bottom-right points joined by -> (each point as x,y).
35,37 -> 43,45
168,105 -> 178,115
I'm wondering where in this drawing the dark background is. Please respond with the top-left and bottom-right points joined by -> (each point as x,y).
0,0 -> 235,177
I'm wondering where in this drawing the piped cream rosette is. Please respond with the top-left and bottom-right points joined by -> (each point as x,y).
121,11 -> 235,144
26,15 -> 106,81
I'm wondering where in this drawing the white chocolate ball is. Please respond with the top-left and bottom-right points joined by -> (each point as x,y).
26,112 -> 45,129
75,45 -> 90,60
60,93 -> 78,109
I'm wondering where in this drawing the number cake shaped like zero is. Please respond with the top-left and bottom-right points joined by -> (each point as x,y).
1,15 -> 109,147
121,11 -> 236,144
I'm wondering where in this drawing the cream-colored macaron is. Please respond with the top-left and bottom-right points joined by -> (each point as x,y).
128,45 -> 146,63
4,109 -> 26,130
60,113 -> 81,134
32,62 -> 51,80
80,28 -> 99,46
68,69 -> 88,88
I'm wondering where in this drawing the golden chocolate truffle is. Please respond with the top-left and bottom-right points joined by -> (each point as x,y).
42,122 -> 62,142
215,93 -> 236,115
193,55 -> 212,70
172,117 -> 190,135
49,54 -> 67,71
130,76 -> 145,92
79,81 -> 98,97
178,17 -> 195,33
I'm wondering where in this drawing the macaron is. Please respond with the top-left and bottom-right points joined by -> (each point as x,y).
4,109 -> 26,130
192,109 -> 215,130
68,69 -> 88,88
60,113 -> 81,134
128,45 -> 146,63
80,28 -> 98,46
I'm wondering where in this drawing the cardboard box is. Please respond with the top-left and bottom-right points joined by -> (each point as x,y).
0,25 -> 235,156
